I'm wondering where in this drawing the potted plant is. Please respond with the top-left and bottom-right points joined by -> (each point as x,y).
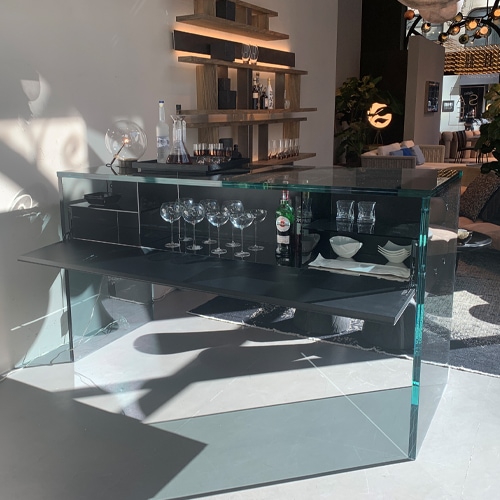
476,83 -> 500,176
335,75 -> 400,166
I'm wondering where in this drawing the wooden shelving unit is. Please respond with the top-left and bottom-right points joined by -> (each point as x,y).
175,0 -> 316,170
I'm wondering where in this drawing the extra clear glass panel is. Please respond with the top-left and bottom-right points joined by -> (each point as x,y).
67,270 -> 153,361
53,166 -> 461,491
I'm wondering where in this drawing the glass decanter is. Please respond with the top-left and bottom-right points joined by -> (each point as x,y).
166,115 -> 191,164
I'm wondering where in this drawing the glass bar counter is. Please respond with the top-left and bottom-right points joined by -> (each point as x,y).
19,164 -> 461,497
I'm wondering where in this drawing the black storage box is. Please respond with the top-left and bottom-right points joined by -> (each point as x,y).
218,77 -> 231,91
210,41 -> 235,62
216,0 -> 236,20
218,90 -> 237,110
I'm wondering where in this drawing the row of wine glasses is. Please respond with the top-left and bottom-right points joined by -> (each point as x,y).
159,199 -> 267,258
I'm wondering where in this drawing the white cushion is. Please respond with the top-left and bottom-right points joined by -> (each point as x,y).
377,142 -> 401,156
401,140 -> 415,148
361,150 -> 378,156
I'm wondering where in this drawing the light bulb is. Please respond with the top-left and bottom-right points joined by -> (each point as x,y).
459,33 -> 470,44
421,22 -> 432,33
438,32 -> 449,43
465,18 -> 479,31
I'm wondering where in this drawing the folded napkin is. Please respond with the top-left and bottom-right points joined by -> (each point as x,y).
309,254 -> 410,281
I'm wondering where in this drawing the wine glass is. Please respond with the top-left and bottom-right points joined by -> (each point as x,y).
222,200 -> 244,247
248,209 -> 267,251
178,198 -> 194,241
160,201 -> 182,249
231,212 -> 255,258
241,43 -> 250,63
200,199 -> 219,244
249,45 -> 259,64
207,211 -> 229,255
182,202 -> 205,251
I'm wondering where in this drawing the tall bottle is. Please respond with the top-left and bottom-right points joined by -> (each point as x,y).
267,78 -> 274,110
156,100 -> 170,163
296,190 -> 312,236
276,188 -> 295,260
256,72 -> 263,107
251,77 -> 259,110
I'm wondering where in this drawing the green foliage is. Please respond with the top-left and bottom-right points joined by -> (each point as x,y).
334,75 -> 400,166
477,83 -> 500,176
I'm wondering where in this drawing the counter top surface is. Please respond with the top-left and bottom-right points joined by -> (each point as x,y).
57,165 -> 460,196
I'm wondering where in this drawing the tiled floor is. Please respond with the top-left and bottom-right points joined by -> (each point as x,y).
2,289 -> 500,500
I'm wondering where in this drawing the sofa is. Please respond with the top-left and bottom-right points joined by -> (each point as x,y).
360,140 -> 500,250
360,140 -> 449,169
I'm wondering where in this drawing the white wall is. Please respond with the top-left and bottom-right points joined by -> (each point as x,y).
336,0 -> 362,88
0,0 -> 338,373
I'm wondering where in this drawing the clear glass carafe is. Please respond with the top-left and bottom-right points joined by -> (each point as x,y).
166,115 -> 191,164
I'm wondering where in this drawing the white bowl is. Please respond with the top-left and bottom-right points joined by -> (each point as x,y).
377,246 -> 409,256
330,236 -> 363,258
378,248 -> 409,263
381,241 -> 412,253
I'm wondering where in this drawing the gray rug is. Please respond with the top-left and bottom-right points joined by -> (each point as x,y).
448,248 -> 500,375
189,249 -> 500,377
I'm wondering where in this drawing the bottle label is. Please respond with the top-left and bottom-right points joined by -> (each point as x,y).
277,234 -> 290,244
276,216 -> 290,233
157,136 -> 170,149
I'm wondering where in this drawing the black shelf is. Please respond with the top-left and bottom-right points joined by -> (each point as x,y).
19,240 -> 414,324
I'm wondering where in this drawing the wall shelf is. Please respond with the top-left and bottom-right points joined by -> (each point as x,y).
175,14 -> 289,41
249,153 -> 316,168
177,56 -> 307,75
181,108 -> 317,116
184,114 -> 311,127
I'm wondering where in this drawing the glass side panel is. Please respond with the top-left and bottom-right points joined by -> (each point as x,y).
67,270 -> 153,361
414,175 -> 460,455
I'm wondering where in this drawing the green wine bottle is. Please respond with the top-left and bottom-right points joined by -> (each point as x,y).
275,188 -> 295,259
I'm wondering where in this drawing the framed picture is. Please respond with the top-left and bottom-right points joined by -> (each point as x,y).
425,81 -> 440,113
459,85 -> 486,122
442,100 -> 454,112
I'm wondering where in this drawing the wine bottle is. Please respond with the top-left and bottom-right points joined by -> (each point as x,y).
296,191 -> 312,236
251,77 -> 259,110
156,100 -> 170,163
275,188 -> 295,259
267,78 -> 274,110
256,72 -> 263,108
260,86 -> 268,110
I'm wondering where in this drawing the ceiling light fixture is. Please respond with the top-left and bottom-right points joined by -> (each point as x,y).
405,0 -> 500,48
